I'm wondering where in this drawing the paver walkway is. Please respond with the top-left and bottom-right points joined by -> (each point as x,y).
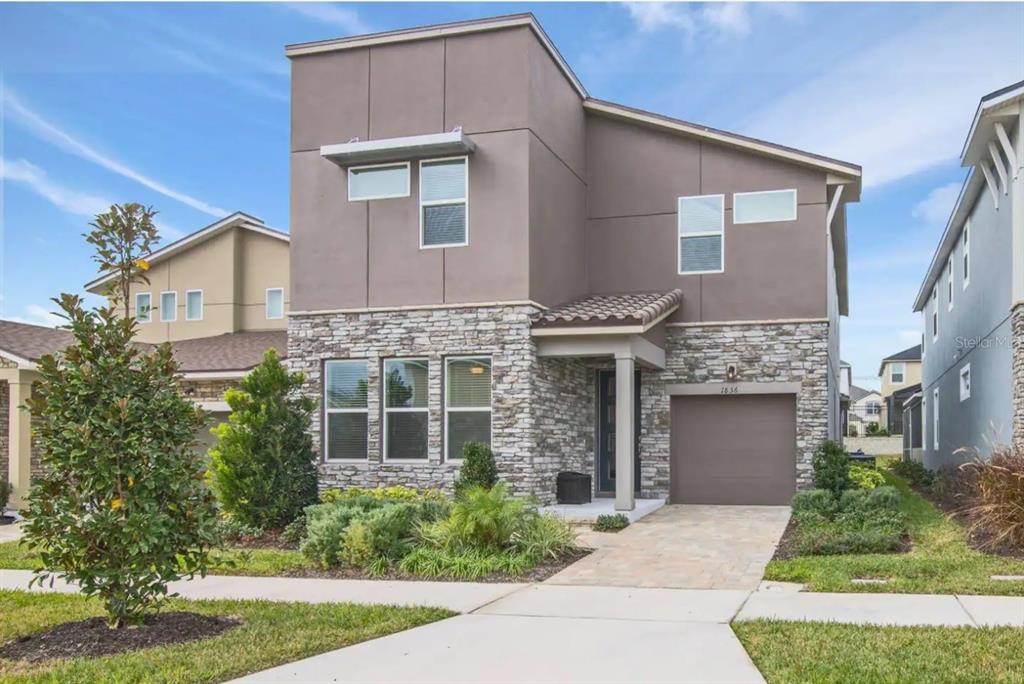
548,504 -> 791,589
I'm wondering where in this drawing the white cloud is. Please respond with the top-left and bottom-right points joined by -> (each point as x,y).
156,45 -> 289,102
283,3 -> 369,34
741,5 -> 1024,187
912,181 -> 962,228
8,304 -> 64,328
2,90 -> 229,217
1,157 -> 112,217
622,2 -> 796,39
624,3 -> 696,34
701,4 -> 751,37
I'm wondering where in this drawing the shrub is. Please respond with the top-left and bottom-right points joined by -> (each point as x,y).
789,484 -> 904,556
208,349 -> 318,530
21,204 -> 219,628
791,489 -> 838,519
889,459 -> 935,489
850,464 -> 886,490
445,483 -> 527,548
321,485 -> 436,505
0,481 -> 12,514
454,442 -> 499,499
593,513 -> 630,532
514,514 -> 577,560
793,519 -> 904,555
866,485 -> 902,512
215,517 -> 264,543
280,515 -> 307,545
397,547 -> 535,580
960,447 -> 1024,550
812,440 -> 851,496
301,504 -> 364,567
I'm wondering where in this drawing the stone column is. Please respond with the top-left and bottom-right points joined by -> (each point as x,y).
6,373 -> 33,510
614,354 -> 636,511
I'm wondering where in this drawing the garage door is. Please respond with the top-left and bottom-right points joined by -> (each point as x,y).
670,394 -> 796,505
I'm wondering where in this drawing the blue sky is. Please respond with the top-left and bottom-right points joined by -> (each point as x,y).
0,2 -> 1021,388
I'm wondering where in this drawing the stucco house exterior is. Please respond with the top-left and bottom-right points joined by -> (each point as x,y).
847,385 -> 883,437
1,212 -> 289,507
285,14 -> 861,509
877,344 -> 922,434
912,80 -> 1024,469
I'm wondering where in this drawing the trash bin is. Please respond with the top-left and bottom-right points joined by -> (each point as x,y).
556,471 -> 592,504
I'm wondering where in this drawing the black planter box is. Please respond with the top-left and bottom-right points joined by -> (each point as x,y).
556,471 -> 592,505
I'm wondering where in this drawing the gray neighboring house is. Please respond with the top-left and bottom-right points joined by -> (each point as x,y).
286,14 -> 862,509
912,80 -> 1024,469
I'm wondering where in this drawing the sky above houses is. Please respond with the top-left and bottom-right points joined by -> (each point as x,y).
0,2 -> 1022,389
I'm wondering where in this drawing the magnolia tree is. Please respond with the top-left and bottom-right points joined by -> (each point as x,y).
22,203 -> 219,628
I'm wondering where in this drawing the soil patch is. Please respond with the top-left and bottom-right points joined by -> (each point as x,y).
0,611 -> 241,663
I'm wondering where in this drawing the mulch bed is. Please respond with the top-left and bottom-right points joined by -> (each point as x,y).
0,612 -> 241,663
227,529 -> 299,551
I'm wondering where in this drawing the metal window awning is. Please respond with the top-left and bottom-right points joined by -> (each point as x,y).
320,130 -> 476,167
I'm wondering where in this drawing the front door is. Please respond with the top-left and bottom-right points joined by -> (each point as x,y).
597,369 -> 641,495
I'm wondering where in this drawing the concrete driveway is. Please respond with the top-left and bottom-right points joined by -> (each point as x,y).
547,504 -> 791,590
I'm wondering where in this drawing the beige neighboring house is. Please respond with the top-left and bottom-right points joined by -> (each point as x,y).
1,212 -> 288,508
847,385 -> 883,437
877,344 -> 922,433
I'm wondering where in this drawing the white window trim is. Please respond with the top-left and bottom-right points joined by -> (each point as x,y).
932,387 -> 939,450
678,193 -> 725,275
732,188 -> 798,224
947,256 -> 954,312
962,221 -> 971,290
266,287 -> 285,320
323,359 -> 369,461
185,289 -> 204,321
444,356 -> 493,463
960,364 -> 971,402
419,156 -> 469,250
931,287 -> 939,342
159,291 -> 177,322
135,292 -> 152,324
890,362 -> 905,384
347,161 -> 410,202
383,358 -> 430,463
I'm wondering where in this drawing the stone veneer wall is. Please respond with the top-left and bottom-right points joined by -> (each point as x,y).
638,320 -> 831,496
534,357 -> 594,492
289,304 -> 576,503
180,379 -> 239,402
1013,304 -> 1024,450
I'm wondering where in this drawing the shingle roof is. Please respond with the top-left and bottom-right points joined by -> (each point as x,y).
533,290 -> 682,329
883,344 -> 922,362
0,320 -> 285,374
849,385 -> 873,403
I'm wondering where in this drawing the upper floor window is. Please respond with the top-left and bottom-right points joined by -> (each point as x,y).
135,292 -> 152,323
947,256 -> 954,311
185,290 -> 203,321
678,194 -> 724,274
865,401 -> 881,415
160,291 -> 177,322
266,288 -> 284,320
384,359 -> 429,461
960,364 -> 971,402
420,158 -> 468,248
324,360 -> 369,461
348,162 -> 410,201
890,362 -> 905,384
931,287 -> 938,341
733,189 -> 797,224
962,222 -> 970,289
446,357 -> 492,461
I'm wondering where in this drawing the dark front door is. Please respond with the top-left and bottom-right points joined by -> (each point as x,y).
597,369 -> 641,495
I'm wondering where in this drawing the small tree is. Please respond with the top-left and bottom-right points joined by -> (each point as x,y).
454,442 -> 499,498
208,349 -> 319,529
22,204 -> 219,628
84,203 -> 159,319
812,440 -> 851,496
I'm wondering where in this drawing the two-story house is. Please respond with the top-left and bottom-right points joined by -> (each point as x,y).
877,344 -> 922,434
913,81 -> 1024,469
286,14 -> 861,509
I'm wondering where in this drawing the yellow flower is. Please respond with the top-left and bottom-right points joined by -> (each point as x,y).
135,258 -> 150,272
110,498 -> 123,510
127,477 -> 134,487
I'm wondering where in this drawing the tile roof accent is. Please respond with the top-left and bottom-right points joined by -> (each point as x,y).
533,290 -> 682,329
0,320 -> 285,374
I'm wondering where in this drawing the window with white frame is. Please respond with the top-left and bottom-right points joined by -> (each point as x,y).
890,362 -> 905,384
160,291 -> 177,322
384,359 -> 429,460
135,292 -> 152,323
931,287 -> 938,341
866,401 -> 881,416
445,357 -> 491,461
266,288 -> 284,320
962,222 -> 970,289
960,364 -> 971,402
348,162 -> 410,201
733,189 -> 797,224
420,158 -> 468,248
947,256 -> 954,311
324,360 -> 368,460
678,194 -> 724,274
933,387 -> 939,450
185,290 -> 203,321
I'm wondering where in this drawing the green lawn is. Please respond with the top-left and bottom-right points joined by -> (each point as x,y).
0,589 -> 450,683
764,468 -> 1024,595
734,620 -> 1024,684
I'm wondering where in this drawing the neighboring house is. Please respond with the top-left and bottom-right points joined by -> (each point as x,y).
286,14 -> 862,509
847,385 -> 882,437
913,81 -> 1024,469
1,212 -> 288,507
877,344 -> 922,434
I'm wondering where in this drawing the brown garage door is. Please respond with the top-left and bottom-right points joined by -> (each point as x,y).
670,394 -> 796,505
